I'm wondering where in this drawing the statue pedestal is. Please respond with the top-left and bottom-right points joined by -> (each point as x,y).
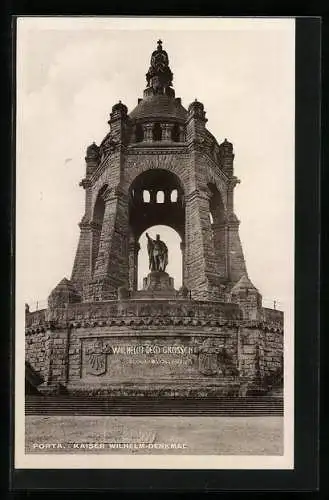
143,271 -> 174,291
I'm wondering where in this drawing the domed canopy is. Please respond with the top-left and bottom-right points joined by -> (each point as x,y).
129,40 -> 188,123
86,141 -> 99,159
129,95 -> 188,122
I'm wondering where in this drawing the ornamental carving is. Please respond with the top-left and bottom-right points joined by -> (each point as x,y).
196,338 -> 239,377
197,338 -> 223,376
85,340 -> 113,376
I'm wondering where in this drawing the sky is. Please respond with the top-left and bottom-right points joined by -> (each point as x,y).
16,18 -> 295,311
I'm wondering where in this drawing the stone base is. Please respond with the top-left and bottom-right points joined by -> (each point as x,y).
38,382 -> 67,395
25,298 -> 283,400
143,271 -> 174,291
66,380 -> 241,398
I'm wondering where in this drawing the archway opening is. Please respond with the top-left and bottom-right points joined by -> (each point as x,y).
137,225 -> 182,290
91,184 -> 107,273
129,169 -> 185,238
156,190 -> 165,203
208,182 -> 225,226
143,190 -> 150,203
171,189 -> 178,202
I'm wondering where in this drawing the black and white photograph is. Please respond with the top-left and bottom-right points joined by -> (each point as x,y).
15,17 -> 295,469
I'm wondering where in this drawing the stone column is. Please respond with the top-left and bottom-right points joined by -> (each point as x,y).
185,188 -> 220,299
91,186 -> 129,299
128,238 -> 141,291
164,189 -> 171,203
71,178 -> 93,289
150,189 -> 157,204
180,241 -> 187,286
227,213 -> 247,283
212,220 -> 229,279
161,123 -> 174,141
143,123 -> 153,142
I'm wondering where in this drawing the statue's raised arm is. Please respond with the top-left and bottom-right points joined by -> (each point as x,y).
145,233 -> 168,272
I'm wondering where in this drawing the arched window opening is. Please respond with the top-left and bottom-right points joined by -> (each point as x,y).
208,183 -> 225,226
91,185 -> 107,273
137,225 -> 182,290
153,123 -> 162,141
156,191 -> 165,203
171,123 -> 180,142
135,123 -> 143,143
143,190 -> 150,203
171,189 -> 178,202
209,212 -> 214,224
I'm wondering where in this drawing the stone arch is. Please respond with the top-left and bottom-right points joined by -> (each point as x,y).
128,169 -> 185,240
123,155 -> 189,195
137,225 -> 183,290
198,155 -> 228,211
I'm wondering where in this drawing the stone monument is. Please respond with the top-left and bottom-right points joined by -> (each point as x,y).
25,41 -> 284,398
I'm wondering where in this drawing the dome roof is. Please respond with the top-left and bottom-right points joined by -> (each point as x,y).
129,95 -> 188,122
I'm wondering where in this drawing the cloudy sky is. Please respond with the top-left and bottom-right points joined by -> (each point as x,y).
16,17 -> 295,313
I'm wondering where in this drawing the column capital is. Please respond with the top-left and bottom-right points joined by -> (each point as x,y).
79,178 -> 92,189
228,176 -> 240,189
160,122 -> 174,130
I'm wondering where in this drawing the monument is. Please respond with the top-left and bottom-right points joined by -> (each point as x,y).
25,40 -> 283,399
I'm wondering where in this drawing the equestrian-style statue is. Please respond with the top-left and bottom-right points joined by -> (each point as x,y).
146,233 -> 168,272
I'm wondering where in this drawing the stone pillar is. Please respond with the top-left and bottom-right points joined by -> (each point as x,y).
143,123 -> 153,142
71,177 -> 94,290
71,218 -> 93,292
227,177 -> 240,214
90,186 -> 129,300
108,101 -> 128,142
186,100 -> 207,144
219,138 -> 234,177
150,189 -> 157,204
161,123 -> 174,141
44,330 -> 54,385
227,213 -> 247,283
164,189 -> 171,203
180,241 -> 187,286
185,188 -> 221,299
212,220 -> 229,279
128,238 -> 140,291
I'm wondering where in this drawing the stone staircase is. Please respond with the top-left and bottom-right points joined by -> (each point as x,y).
25,395 -> 283,417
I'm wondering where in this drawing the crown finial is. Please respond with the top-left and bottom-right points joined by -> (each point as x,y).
145,40 -> 174,93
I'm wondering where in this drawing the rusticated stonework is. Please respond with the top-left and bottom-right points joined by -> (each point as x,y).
25,41 -> 283,398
